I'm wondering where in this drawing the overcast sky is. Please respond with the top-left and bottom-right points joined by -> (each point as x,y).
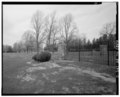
3,3 -> 116,46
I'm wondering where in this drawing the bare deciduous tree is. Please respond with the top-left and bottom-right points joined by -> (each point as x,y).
51,25 -> 60,45
13,41 -> 25,52
100,22 -> 116,38
31,10 -> 46,53
22,30 -> 35,52
80,33 -> 87,48
59,13 -> 78,55
44,11 -> 58,47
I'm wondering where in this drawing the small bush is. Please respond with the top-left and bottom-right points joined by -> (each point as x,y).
32,51 -> 51,62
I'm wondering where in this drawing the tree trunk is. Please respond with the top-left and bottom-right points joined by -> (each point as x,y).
36,41 -> 39,54
36,33 -> 39,54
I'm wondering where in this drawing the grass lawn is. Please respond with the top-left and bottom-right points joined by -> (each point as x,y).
2,52 -> 117,95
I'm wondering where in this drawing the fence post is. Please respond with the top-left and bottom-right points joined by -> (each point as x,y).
107,41 -> 109,66
79,39 -> 80,61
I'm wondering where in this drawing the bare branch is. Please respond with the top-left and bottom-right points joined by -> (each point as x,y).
31,10 -> 45,53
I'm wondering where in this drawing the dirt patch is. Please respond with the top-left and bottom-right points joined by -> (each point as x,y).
16,60 -> 116,94
31,62 -> 61,68
26,61 -> 32,65
59,66 -> 78,71
82,69 -> 116,83
26,62 -> 61,73
17,73 -> 37,82
62,86 -> 70,93
56,60 -> 75,63
26,67 -> 46,72
58,65 -> 115,83
51,71 -> 59,75
24,62 -> 116,83
21,74 -> 36,82
72,86 -> 80,93
42,73 -> 49,80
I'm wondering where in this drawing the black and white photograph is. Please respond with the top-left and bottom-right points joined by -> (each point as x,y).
2,1 -> 118,95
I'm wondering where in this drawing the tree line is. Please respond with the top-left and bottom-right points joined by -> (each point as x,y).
68,22 -> 116,51
3,10 -> 116,53
68,33 -> 115,52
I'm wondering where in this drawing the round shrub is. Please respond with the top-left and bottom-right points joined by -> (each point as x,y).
32,51 -> 51,62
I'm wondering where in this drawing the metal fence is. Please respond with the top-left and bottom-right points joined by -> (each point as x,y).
66,50 -> 116,66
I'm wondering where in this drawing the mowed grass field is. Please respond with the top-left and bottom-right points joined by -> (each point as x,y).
2,52 -> 117,94
3,53 -> 34,94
